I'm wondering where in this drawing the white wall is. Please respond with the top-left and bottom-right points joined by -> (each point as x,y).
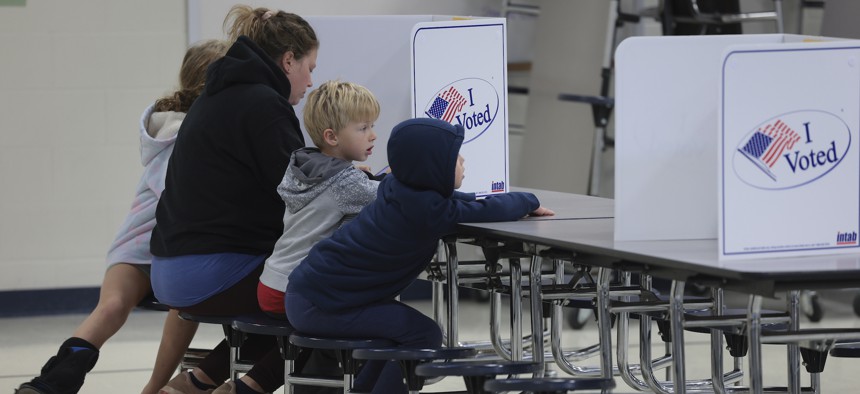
0,0 -> 513,292
0,0 -> 813,292
0,1 -> 186,290
518,1 -> 610,195
821,0 -> 860,39
188,0 -> 504,43
517,0 -> 788,196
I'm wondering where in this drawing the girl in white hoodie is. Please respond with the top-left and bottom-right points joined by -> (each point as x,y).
16,40 -> 230,394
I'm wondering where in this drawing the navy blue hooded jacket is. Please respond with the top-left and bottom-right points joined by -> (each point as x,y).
151,36 -> 305,257
287,118 -> 540,311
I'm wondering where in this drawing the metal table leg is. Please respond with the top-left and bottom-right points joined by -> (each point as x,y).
670,280 -> 687,394
748,295 -> 764,394
786,290 -> 801,394
596,267 -> 614,379
639,274 -> 673,394
529,254 -> 546,377
510,257 -> 524,360
617,271 -> 651,391
711,287 -> 728,394
549,260 -> 606,376
444,239 -> 460,348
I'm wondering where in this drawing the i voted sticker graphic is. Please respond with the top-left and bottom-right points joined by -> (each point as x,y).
424,78 -> 499,144
732,110 -> 851,190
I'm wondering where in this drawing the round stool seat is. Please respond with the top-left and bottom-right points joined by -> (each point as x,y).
289,333 -> 394,350
353,347 -> 477,361
137,295 -> 170,312
178,312 -> 236,326
415,360 -> 539,377
830,341 -> 860,358
177,312 -> 243,346
484,377 -> 615,393
232,315 -> 295,336
353,347 -> 479,392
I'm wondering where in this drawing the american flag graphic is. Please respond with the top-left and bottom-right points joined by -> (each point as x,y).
425,86 -> 468,123
738,119 -> 802,181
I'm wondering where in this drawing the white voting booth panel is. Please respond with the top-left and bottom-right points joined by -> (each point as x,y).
297,16 -> 508,197
412,19 -> 509,196
616,34 -> 860,260
720,40 -> 860,259
615,35 -> 780,242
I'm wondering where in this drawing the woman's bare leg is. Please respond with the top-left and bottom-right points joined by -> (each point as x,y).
141,309 -> 199,394
72,263 -> 150,347
17,264 -> 152,393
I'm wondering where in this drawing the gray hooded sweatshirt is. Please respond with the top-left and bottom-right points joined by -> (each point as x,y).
260,147 -> 380,292
106,104 -> 184,268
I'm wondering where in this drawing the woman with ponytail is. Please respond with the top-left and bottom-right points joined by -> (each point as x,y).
150,5 -> 321,394
16,40 -> 230,394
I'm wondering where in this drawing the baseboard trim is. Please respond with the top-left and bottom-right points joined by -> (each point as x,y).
0,287 -> 99,318
0,281 -> 432,318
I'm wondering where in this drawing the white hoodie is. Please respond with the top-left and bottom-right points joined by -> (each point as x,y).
105,104 -> 185,267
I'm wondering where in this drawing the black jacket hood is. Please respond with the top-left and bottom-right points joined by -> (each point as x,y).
205,36 -> 292,98
387,118 -> 464,197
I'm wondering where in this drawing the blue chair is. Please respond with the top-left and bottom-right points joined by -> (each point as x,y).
763,329 -> 860,373
352,347 -> 477,393
830,341 -> 860,358
231,315 -> 302,394
137,297 -> 215,374
231,315 -> 298,364
484,377 -> 615,393
682,308 -> 789,358
288,333 -> 394,392
414,360 -> 540,394
178,312 -> 249,379
136,294 -> 170,312
629,302 -> 789,358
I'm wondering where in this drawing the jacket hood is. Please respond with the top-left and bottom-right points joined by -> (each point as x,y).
387,118 -> 464,197
280,147 -> 353,213
140,103 -> 184,166
204,36 -> 292,98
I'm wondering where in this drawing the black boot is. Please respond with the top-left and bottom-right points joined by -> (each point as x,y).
16,337 -> 100,394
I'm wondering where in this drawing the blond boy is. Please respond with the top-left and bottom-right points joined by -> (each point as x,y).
257,80 -> 382,313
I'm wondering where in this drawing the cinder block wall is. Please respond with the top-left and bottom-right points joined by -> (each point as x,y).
0,1 -> 186,291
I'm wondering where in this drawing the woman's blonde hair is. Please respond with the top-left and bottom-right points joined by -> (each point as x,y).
303,80 -> 381,148
154,39 -> 229,113
223,5 -> 318,63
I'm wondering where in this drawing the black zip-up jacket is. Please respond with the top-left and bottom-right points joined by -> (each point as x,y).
151,36 -> 305,257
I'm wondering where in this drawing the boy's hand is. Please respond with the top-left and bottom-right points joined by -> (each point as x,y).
355,164 -> 372,172
528,206 -> 555,217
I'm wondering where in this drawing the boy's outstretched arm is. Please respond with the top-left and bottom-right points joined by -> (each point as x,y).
451,191 -> 477,201
529,206 -> 555,216
452,191 -> 541,223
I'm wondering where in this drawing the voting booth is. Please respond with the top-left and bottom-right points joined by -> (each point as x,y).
297,16 -> 509,197
615,34 -> 860,260
720,39 -> 860,259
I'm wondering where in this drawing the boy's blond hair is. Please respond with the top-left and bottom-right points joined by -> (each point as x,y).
303,80 -> 380,148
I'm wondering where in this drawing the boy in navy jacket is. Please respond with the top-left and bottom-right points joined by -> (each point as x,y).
286,117 -> 553,393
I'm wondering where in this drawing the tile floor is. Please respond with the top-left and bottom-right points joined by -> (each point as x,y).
1,291 -> 858,393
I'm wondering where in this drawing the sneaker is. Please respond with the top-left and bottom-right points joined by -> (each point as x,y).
159,372 -> 214,394
211,382 -> 236,394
